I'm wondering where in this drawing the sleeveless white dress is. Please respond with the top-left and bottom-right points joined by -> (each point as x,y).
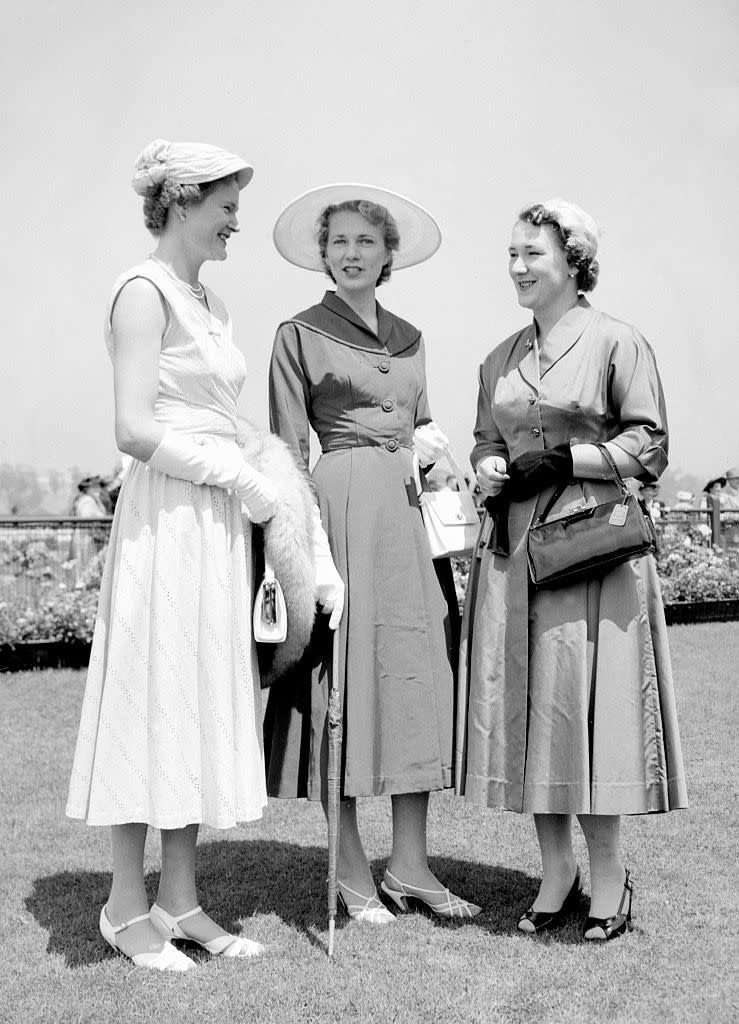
66,258 -> 267,829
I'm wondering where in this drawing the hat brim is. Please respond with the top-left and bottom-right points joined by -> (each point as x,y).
273,183 -> 441,272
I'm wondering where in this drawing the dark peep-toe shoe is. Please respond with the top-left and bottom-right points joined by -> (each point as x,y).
582,869 -> 634,942
517,868 -> 582,934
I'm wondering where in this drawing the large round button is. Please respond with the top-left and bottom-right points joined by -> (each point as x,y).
528,395 -> 536,405
382,399 -> 394,412
385,439 -> 398,452
378,359 -> 390,373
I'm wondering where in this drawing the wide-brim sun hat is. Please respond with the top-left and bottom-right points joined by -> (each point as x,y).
273,183 -> 441,272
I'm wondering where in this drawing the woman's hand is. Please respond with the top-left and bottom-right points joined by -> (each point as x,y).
413,422 -> 449,467
310,506 -> 345,629
476,456 -> 509,499
507,444 -> 573,500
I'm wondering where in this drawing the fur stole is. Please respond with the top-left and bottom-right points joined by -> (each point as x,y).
238,420 -> 317,687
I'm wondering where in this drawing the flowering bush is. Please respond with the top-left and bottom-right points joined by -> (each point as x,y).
0,528 -> 107,645
0,588 -> 99,645
656,525 -> 739,603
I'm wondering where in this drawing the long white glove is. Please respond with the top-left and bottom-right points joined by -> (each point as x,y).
310,505 -> 345,630
412,421 -> 449,468
147,430 -> 277,524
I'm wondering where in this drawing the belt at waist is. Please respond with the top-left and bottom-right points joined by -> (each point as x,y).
320,439 -> 411,454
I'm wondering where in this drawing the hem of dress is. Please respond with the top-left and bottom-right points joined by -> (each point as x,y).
64,803 -> 268,829
460,775 -> 689,815
268,767 -> 454,801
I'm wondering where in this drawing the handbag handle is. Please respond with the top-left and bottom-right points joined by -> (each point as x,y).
532,443 -> 631,528
412,448 -> 470,497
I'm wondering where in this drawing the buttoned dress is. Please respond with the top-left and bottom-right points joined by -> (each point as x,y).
66,259 -> 267,829
455,298 -> 688,815
264,292 -> 456,799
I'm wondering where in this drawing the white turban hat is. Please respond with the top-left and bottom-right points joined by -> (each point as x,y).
131,139 -> 253,196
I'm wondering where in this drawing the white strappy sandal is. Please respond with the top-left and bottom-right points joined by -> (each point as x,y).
381,870 -> 482,920
150,903 -> 265,958
337,881 -> 395,925
99,906 -> 195,971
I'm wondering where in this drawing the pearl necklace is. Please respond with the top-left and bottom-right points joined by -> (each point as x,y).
149,255 -> 205,299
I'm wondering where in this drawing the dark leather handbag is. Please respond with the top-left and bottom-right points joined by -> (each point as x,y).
527,444 -> 657,588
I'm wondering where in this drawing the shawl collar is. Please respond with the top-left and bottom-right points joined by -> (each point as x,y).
290,291 -> 421,355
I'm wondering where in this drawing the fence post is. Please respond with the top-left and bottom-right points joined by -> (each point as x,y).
709,495 -> 722,547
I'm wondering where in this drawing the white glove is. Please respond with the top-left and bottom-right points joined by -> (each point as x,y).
412,422 -> 449,468
476,455 -> 509,499
310,505 -> 345,630
147,430 -> 277,523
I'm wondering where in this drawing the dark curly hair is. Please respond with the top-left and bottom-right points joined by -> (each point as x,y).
518,203 -> 599,292
316,199 -> 400,287
143,173 -> 238,234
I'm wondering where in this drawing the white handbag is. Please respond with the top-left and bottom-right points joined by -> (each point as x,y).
412,450 -> 480,559
253,562 -> 288,643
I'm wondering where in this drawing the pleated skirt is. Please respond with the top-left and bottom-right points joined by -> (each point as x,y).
460,532 -> 688,815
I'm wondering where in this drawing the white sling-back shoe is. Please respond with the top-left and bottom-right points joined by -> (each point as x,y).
99,906 -> 195,971
150,903 -> 265,958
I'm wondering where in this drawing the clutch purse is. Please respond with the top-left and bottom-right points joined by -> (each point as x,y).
526,444 -> 657,588
253,562 -> 287,643
413,450 -> 481,559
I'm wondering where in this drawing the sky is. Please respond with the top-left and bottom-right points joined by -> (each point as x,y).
2,0 -> 737,481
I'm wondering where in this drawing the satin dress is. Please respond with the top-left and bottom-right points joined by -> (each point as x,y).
456,298 -> 688,815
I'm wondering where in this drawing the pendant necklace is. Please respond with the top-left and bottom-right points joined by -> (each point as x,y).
149,254 -> 205,300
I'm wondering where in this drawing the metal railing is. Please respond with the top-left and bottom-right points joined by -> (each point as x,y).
0,517 -> 113,603
1,505 -> 738,604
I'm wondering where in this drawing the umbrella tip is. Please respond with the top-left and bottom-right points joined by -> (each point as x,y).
328,919 -> 335,957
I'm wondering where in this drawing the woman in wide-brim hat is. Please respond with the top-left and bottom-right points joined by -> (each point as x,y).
66,139 -> 281,970
264,184 -> 481,923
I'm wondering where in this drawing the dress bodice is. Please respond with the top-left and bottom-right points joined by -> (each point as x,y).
105,258 -> 245,440
268,291 -> 432,468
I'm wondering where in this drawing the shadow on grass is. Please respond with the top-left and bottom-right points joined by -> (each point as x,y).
26,839 -> 580,967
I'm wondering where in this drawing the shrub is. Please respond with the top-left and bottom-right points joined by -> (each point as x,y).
0,588 -> 99,645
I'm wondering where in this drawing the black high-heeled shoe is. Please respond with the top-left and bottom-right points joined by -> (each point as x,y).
518,868 -> 582,934
582,869 -> 634,941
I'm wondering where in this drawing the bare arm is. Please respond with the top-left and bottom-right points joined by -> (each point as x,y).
112,278 -> 167,461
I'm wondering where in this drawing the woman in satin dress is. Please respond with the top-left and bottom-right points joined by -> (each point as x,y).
456,198 -> 687,941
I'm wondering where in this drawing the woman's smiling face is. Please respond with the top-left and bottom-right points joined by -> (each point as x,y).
323,210 -> 389,295
508,220 -> 572,315
183,177 -> 241,262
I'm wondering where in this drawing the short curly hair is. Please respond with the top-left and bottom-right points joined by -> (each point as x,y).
518,203 -> 599,292
316,199 -> 400,287
143,173 -> 238,234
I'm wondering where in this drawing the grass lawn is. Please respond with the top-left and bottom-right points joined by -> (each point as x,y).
1,624 -> 737,1024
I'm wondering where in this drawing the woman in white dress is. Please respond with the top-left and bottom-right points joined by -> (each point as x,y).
66,140 -> 294,970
